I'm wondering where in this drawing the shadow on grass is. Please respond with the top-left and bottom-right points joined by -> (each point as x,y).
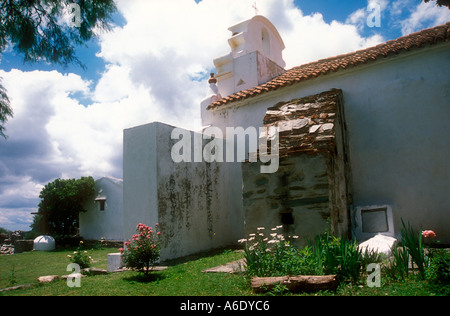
123,272 -> 166,283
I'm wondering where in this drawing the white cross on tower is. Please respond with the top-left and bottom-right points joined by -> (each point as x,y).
252,2 -> 259,16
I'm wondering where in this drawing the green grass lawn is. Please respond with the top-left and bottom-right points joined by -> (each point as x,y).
0,247 -> 444,296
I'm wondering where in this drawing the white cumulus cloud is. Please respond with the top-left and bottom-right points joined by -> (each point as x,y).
1,0 -> 447,231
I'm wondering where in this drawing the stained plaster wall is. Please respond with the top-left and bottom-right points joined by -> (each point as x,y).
207,43 -> 450,242
242,155 -> 331,246
241,91 -> 351,244
123,122 -> 244,261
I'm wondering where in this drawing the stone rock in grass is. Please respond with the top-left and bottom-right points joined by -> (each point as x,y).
38,275 -> 60,283
83,268 -> 109,275
358,234 -> 397,257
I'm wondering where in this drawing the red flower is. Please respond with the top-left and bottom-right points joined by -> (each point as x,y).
422,230 -> 437,239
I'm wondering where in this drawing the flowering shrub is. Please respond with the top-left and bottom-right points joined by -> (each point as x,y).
67,241 -> 93,269
239,226 -> 319,277
240,227 -> 366,282
308,231 -> 364,282
400,220 -> 429,279
419,228 -> 449,294
119,223 -> 161,276
399,220 -> 448,290
422,230 -> 437,239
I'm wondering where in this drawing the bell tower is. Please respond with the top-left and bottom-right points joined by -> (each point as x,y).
201,15 -> 286,128
214,15 -> 286,98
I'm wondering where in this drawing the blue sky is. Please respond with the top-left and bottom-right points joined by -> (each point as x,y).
0,0 -> 449,231
0,0 -> 442,85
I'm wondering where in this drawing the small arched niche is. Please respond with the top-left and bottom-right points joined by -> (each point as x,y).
261,27 -> 270,57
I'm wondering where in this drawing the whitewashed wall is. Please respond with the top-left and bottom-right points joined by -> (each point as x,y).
123,122 -> 244,261
80,177 -> 123,241
206,43 -> 450,243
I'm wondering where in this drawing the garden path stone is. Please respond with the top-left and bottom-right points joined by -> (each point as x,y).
202,259 -> 246,273
37,275 -> 60,283
111,266 -> 168,273
84,268 -> 109,275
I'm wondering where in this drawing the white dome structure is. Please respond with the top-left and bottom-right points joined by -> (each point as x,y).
33,235 -> 56,251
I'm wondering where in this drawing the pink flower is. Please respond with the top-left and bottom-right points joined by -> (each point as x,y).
422,230 -> 437,239
118,247 -> 124,252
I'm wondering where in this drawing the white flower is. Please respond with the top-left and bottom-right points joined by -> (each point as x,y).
238,239 -> 247,244
257,227 -> 265,231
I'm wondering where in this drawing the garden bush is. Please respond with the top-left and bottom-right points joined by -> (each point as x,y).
388,219 -> 449,294
67,241 -> 93,269
240,226 -> 319,277
426,248 -> 450,295
119,223 -> 161,277
240,227 -> 368,283
308,232 -> 366,282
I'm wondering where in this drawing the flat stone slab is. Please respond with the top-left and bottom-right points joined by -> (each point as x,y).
202,259 -> 246,274
0,284 -> 33,292
37,275 -> 60,283
112,266 -> 168,273
79,268 -> 108,275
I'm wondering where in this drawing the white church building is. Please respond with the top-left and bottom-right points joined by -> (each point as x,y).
81,16 -> 450,261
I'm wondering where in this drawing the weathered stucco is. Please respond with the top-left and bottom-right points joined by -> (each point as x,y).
208,43 -> 450,243
80,177 -> 123,241
123,122 -> 244,261
243,155 -> 331,246
242,89 -> 351,245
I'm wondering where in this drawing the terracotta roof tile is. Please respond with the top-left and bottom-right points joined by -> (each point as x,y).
208,22 -> 450,110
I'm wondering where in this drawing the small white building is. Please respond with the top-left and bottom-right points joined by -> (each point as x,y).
79,177 -> 123,241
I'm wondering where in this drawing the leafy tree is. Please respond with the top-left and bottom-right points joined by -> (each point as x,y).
0,0 -> 117,139
31,176 -> 95,243
0,78 -> 12,139
424,0 -> 450,9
